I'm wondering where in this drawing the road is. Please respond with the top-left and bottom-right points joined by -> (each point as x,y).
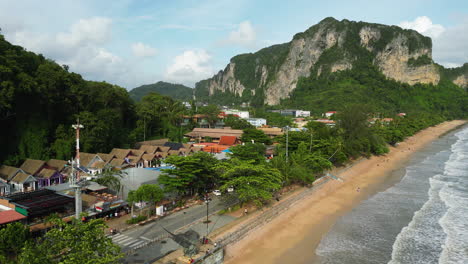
111,196 -> 226,252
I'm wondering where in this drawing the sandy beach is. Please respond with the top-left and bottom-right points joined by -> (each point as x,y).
224,120 -> 467,264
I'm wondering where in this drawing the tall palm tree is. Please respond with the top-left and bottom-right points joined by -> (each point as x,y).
94,169 -> 126,195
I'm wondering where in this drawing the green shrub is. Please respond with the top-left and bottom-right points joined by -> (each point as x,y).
126,215 -> 147,224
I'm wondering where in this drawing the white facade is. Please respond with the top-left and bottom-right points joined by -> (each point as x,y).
224,109 -> 250,119
295,110 -> 310,117
246,118 -> 267,127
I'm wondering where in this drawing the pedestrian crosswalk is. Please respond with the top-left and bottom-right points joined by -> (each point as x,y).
111,234 -> 148,249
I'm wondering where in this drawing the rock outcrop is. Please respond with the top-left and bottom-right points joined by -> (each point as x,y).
195,17 -> 465,105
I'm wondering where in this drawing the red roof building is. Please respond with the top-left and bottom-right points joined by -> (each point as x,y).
0,210 -> 27,225
219,136 -> 238,146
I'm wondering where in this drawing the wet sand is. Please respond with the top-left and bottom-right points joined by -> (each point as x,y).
224,120 -> 467,264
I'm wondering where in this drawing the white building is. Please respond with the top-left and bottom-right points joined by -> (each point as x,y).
224,109 -> 250,119
324,111 -> 337,118
295,110 -> 310,117
246,118 -> 267,127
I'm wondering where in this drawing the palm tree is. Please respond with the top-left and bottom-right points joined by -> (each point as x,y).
94,169 -> 126,195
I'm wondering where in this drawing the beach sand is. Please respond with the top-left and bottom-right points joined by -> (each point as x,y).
224,120 -> 466,264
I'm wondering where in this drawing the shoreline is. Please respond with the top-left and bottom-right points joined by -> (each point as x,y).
223,120 -> 467,264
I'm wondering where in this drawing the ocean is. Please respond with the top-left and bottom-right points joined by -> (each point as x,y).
315,126 -> 468,264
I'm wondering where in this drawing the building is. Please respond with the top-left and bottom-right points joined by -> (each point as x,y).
295,110 -> 311,117
223,109 -> 250,119
313,119 -> 336,127
324,111 -> 337,118
185,128 -> 243,142
246,118 -> 267,127
257,127 -> 284,138
0,189 -> 74,224
267,109 -> 310,117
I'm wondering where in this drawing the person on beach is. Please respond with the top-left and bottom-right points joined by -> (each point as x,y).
244,208 -> 248,215
357,187 -> 360,192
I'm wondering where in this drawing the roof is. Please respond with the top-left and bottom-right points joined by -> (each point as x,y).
168,150 -> 183,156
190,147 -> 203,152
183,143 -> 192,150
155,152 -> 168,158
0,165 -> 22,181
109,158 -> 126,167
326,111 -> 337,114
86,181 -> 108,192
219,136 -> 238,146
97,153 -> 115,162
142,153 -> 156,161
36,168 -> 58,179
4,189 -> 74,218
0,210 -> 27,225
109,148 -> 131,159
139,145 -> 158,154
314,119 -> 336,124
127,155 -> 143,164
46,159 -> 68,172
19,159 -> 46,175
130,149 -> 145,157
134,139 -> 169,148
79,152 -> 101,167
164,142 -> 185,150
155,146 -> 170,153
185,128 -> 243,139
92,161 -> 107,169
11,172 -> 37,184
257,127 -> 284,136
202,145 -> 230,153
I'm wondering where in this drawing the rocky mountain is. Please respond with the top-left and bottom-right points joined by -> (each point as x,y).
194,17 -> 468,105
130,81 -> 193,101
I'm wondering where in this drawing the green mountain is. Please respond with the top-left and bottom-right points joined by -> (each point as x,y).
0,34 -> 135,165
194,17 -> 468,117
130,81 -> 193,101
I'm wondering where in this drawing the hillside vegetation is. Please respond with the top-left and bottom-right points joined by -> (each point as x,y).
130,81 -> 193,101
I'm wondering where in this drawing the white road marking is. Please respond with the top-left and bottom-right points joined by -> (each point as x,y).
140,236 -> 152,241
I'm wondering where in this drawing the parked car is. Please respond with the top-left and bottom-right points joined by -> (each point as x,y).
227,187 -> 234,193
213,190 -> 222,196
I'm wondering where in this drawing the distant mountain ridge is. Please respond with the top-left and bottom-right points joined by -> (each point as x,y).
130,81 -> 193,101
194,17 -> 468,106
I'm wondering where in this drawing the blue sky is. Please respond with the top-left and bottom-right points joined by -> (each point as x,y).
1,0 -> 467,89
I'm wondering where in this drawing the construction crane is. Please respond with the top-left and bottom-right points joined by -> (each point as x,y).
70,119 -> 85,220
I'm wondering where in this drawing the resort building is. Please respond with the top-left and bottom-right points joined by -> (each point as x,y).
246,118 -> 267,127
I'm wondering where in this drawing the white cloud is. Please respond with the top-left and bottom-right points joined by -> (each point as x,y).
222,21 -> 257,48
399,16 -> 445,39
1,16 -> 157,88
132,42 -> 157,58
165,49 -> 214,87
398,16 -> 468,68
56,17 -> 112,47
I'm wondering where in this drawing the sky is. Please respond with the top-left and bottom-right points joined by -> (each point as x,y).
0,0 -> 467,90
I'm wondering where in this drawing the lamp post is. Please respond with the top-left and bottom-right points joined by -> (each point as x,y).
204,194 -> 211,244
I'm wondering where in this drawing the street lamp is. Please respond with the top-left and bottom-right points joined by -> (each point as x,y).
203,194 -> 211,244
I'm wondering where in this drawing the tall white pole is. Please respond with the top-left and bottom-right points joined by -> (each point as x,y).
72,119 -> 84,220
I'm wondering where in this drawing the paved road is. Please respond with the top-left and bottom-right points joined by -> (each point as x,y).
112,196 -> 226,252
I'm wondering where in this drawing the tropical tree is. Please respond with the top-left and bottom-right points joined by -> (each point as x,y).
19,218 -> 123,264
220,163 -> 282,206
0,222 -> 30,260
135,184 -> 164,216
240,128 -> 272,144
229,143 -> 266,165
94,169 -> 127,195
198,104 -> 219,128
159,152 -> 219,195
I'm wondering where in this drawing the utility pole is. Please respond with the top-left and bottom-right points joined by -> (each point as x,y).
204,194 -> 211,244
71,119 -> 84,221
285,126 -> 289,163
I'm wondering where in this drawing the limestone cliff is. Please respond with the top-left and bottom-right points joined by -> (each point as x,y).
195,17 -> 465,105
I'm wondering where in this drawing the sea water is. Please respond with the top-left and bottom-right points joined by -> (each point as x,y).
315,126 -> 468,264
